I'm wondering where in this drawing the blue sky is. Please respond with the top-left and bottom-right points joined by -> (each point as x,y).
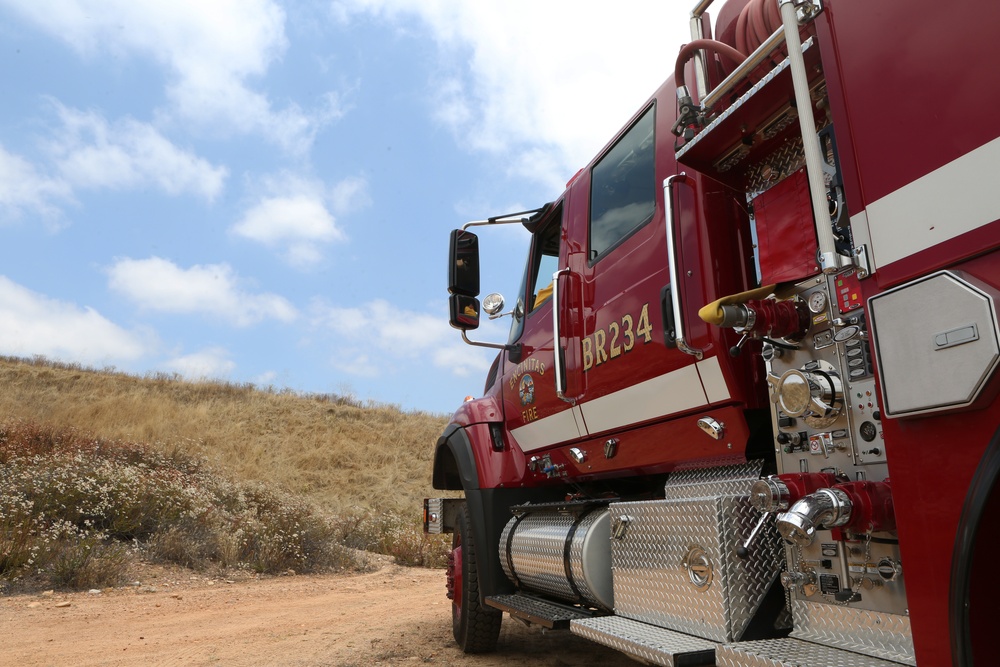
0,0 -> 690,414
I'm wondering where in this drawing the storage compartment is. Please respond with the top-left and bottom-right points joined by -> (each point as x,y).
869,271 -> 1000,417
609,494 -> 781,643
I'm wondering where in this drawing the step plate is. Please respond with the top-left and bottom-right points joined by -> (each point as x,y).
716,637 -> 910,667
485,594 -> 593,629
571,616 -> 716,667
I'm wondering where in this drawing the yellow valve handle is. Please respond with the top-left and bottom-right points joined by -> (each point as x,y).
698,284 -> 778,325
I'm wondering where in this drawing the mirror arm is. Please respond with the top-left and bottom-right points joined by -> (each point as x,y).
461,207 -> 547,232
460,331 -> 519,353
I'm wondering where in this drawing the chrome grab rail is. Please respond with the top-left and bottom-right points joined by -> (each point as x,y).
778,0 -> 839,273
688,0 -> 717,103
663,173 -> 703,360
701,26 -> 786,111
551,267 -> 575,403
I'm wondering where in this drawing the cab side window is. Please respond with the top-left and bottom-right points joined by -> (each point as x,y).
506,206 -> 563,345
530,219 -> 560,313
589,105 -> 656,261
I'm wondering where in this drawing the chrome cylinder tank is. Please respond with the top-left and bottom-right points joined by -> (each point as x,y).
499,507 -> 613,610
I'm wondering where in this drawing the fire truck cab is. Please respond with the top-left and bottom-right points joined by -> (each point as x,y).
427,1 -> 1000,665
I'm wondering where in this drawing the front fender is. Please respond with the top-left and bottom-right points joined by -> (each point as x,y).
433,423 -> 480,491
430,414 -> 560,601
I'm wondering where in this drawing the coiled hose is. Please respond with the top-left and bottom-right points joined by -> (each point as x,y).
675,0 -> 785,98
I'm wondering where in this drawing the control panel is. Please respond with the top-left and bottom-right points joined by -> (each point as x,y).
760,272 -> 903,618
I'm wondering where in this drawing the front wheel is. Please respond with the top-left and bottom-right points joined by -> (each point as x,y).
450,503 -> 502,653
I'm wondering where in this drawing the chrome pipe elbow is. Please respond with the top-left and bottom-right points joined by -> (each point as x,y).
776,487 -> 853,547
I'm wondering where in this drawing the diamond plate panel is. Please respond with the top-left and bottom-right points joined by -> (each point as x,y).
745,137 -> 807,199
716,637 -> 909,667
487,594 -> 592,626
664,460 -> 765,499
791,600 -> 915,665
571,616 -> 716,667
610,494 -> 781,643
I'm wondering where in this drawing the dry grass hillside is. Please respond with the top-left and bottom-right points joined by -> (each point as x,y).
0,356 -> 458,592
0,356 -> 450,515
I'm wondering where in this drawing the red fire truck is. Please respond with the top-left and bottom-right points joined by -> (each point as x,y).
425,0 -> 1000,664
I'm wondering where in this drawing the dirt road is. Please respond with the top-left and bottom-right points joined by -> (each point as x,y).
1,560 -> 640,666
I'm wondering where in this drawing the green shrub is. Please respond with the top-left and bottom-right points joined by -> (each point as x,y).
333,509 -> 451,568
0,421 -> 372,590
47,535 -> 131,589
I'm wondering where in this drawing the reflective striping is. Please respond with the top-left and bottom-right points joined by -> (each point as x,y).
580,365 -> 708,435
513,358 -> 730,451
512,404 -> 586,452
867,135 -> 1000,268
697,356 -> 731,404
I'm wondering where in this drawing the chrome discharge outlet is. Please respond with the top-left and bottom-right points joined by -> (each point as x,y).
750,476 -> 791,513
776,487 -> 853,546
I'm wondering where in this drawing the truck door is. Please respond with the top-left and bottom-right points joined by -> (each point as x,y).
569,103 -> 712,436
502,204 -> 588,453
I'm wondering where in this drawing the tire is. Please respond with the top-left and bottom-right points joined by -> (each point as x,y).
450,503 -> 502,653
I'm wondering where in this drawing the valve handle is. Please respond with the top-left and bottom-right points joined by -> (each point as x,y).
737,512 -> 770,559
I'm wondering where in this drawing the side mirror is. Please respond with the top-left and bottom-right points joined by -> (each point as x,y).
449,294 -> 480,331
448,229 -> 480,297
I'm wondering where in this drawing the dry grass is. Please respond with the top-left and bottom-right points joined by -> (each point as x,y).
0,355 -> 450,515
0,356 -> 457,591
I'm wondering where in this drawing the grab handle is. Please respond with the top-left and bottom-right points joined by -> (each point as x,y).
663,173 -> 703,360
551,268 -> 575,403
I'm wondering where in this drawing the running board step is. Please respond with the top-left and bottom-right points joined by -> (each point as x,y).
570,616 -> 716,667
716,637 -> 911,666
485,594 -> 597,629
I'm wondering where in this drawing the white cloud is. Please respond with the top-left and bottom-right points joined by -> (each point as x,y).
4,0 -> 340,153
329,348 -> 380,378
49,105 -> 228,201
0,275 -> 148,364
164,347 -> 237,380
232,172 -> 364,267
107,256 -> 297,326
253,370 -> 279,386
312,298 -> 494,378
330,175 -> 372,215
0,144 -> 71,223
333,0 -> 690,190
233,195 -> 343,266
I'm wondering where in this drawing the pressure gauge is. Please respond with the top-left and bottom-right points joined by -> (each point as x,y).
807,291 -> 828,314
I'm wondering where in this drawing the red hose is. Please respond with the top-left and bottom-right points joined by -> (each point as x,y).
739,0 -> 783,52
735,3 -> 751,55
765,0 -> 781,33
675,38 -> 747,90
675,0 -> 785,104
